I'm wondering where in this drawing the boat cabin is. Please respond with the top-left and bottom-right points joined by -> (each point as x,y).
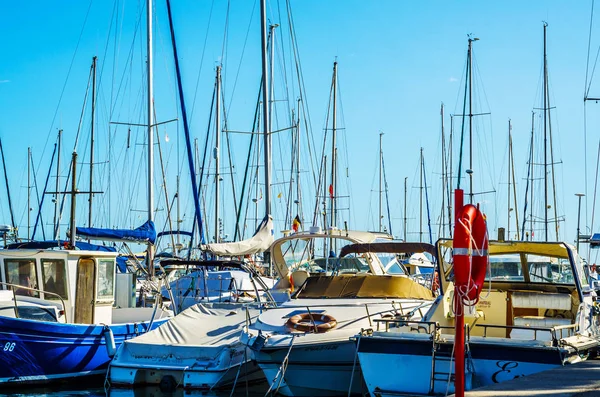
422,240 -> 589,340
0,247 -> 119,324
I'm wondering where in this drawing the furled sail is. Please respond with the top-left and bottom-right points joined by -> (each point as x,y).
200,216 -> 273,256
76,220 -> 156,244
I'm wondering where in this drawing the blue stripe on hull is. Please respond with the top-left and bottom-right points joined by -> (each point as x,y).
358,336 -> 564,364
0,316 -> 168,385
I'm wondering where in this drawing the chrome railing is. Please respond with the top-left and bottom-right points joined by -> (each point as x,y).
0,281 -> 67,322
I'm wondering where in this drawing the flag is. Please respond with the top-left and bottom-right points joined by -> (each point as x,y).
292,215 -> 301,232
328,184 -> 334,199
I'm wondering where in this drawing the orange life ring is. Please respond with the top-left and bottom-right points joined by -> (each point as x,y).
285,313 -> 337,333
453,204 -> 488,305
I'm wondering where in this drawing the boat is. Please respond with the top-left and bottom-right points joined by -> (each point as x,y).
0,243 -> 170,386
356,237 -> 600,396
241,232 -> 437,396
108,301 -> 268,391
106,218 -> 280,391
164,216 -> 277,312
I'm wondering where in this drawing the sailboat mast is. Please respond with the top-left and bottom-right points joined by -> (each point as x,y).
440,103 -> 446,237
260,0 -> 271,217
89,56 -> 97,228
448,115 -> 453,237
404,177 -> 407,241
468,37 -> 474,204
420,148 -> 424,243
147,0 -> 155,274
510,128 -> 520,240
69,152 -> 77,249
296,99 -> 302,221
529,112 -> 535,240
28,147 -> 31,240
543,22 -> 549,241
331,61 -> 338,229
54,130 -> 62,239
379,132 -> 383,232
507,119 -> 512,240
214,66 -> 221,243
0,139 -> 16,233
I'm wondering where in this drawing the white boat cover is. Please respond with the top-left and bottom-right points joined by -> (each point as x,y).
120,303 -> 260,361
200,216 -> 274,256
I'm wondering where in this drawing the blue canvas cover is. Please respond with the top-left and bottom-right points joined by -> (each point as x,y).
76,220 -> 156,244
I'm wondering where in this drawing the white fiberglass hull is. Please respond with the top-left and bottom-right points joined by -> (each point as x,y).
357,333 -> 596,396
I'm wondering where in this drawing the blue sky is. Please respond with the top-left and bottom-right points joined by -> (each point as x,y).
0,1 -> 599,260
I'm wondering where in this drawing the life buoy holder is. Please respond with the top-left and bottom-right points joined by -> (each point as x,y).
285,313 -> 337,333
453,204 -> 488,305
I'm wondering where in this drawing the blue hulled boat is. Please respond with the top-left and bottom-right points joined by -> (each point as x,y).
0,242 -> 170,386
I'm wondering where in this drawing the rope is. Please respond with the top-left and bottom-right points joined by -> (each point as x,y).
455,213 -> 490,309
264,335 -> 296,396
228,347 -> 247,397
347,335 -> 361,397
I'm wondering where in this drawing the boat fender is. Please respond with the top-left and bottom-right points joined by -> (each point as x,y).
453,204 -> 488,305
102,325 -> 117,358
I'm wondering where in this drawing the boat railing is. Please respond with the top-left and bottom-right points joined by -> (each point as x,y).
371,316 -> 576,345
475,323 -> 577,344
0,281 -> 67,322
371,317 -> 449,333
367,301 -> 435,331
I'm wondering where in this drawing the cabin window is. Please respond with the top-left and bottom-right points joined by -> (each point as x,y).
97,260 -> 115,300
4,259 -> 39,297
41,259 -> 68,300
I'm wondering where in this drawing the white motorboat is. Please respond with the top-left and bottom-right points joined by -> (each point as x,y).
242,232 -> 437,396
357,239 -> 600,396
108,258 -> 277,390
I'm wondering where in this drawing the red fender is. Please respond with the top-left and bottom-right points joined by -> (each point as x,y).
453,204 -> 488,304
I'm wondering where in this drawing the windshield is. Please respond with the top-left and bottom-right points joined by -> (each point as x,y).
280,237 -> 371,273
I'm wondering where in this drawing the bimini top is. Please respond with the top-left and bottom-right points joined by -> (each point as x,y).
271,229 -> 394,278
339,242 -> 436,258
294,274 -> 435,300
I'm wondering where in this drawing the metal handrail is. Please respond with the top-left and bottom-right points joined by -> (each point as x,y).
475,323 -> 577,343
0,281 -> 68,322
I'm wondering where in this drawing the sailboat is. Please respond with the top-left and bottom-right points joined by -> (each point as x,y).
107,0 -> 281,391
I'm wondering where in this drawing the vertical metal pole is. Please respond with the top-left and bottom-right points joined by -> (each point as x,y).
420,148 -> 424,243
331,62 -> 338,230
147,0 -> 155,276
214,66 -> 221,243
260,0 -> 271,217
440,103 -> 446,236
468,38 -> 474,204
89,56 -> 97,228
69,152 -> 78,249
404,177 -> 408,242
576,193 -> 585,251
543,22 -> 549,241
28,147 -> 31,240
507,119 -> 511,240
379,132 -> 383,232
0,139 -> 16,232
54,130 -> 62,239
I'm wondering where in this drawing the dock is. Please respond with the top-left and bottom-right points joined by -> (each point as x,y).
450,360 -> 600,397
